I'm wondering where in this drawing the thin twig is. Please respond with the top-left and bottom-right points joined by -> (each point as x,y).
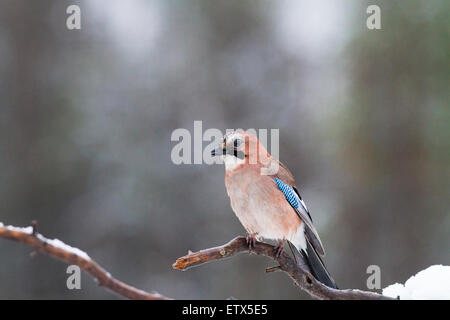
173,236 -> 394,300
0,222 -> 170,300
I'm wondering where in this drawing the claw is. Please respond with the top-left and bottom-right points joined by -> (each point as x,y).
274,240 -> 285,258
246,234 -> 257,250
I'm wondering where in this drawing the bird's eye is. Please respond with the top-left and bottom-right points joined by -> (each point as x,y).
234,139 -> 242,148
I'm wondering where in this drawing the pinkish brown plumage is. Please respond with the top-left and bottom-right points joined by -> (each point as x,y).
220,132 -> 306,251
225,148 -> 304,250
211,130 -> 337,288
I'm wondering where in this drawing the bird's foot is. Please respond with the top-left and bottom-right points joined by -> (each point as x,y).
274,240 -> 285,258
246,234 -> 257,250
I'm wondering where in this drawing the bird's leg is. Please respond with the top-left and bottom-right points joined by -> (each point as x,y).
246,233 -> 257,250
274,239 -> 285,258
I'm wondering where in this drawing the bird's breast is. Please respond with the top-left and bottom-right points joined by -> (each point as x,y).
224,166 -> 301,240
225,167 -> 253,218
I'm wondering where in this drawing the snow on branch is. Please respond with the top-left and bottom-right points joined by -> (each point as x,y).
0,221 -> 170,300
383,265 -> 450,300
173,236 -> 394,300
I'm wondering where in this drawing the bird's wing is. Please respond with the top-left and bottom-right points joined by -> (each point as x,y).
273,160 -> 325,256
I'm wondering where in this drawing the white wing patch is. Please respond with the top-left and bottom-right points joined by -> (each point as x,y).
299,198 -> 308,212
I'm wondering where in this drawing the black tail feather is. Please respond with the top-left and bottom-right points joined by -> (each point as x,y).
288,240 -> 338,289
287,241 -> 312,274
304,239 -> 338,289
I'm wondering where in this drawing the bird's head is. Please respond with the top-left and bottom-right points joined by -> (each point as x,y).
211,131 -> 271,171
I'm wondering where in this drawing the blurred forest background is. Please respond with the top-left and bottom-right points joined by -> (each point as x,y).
0,0 -> 448,299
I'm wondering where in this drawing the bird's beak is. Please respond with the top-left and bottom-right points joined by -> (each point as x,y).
211,142 -> 226,157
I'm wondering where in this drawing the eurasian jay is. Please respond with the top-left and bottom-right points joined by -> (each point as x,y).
211,130 -> 337,288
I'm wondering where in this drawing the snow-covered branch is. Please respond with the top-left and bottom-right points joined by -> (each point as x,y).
173,236 -> 394,300
0,221 -> 170,300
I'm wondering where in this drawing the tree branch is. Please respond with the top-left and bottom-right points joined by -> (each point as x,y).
1,221 -> 394,300
173,236 -> 394,300
0,222 -> 170,300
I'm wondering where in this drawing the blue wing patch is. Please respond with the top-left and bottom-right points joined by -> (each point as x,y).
273,177 -> 299,208
273,177 -> 309,213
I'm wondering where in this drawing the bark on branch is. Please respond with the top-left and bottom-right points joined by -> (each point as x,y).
173,236 -> 394,300
0,220 -> 394,300
0,222 -> 170,300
